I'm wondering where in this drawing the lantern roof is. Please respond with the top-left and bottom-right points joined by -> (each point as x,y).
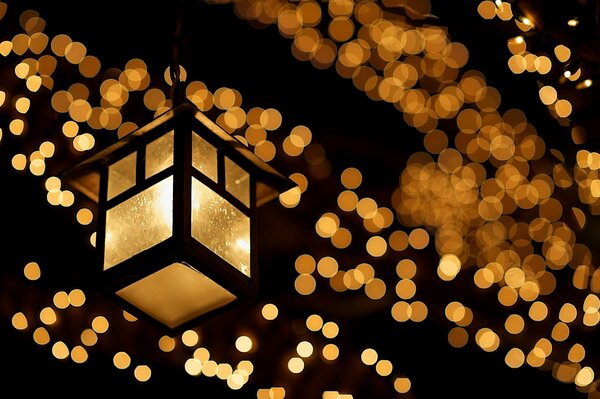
62,100 -> 296,207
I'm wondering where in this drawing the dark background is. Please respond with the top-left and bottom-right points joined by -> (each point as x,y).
1,0 -> 597,398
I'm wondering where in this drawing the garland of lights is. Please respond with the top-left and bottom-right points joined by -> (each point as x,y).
229,0 -> 600,396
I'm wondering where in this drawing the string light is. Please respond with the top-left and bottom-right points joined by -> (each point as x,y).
477,0 -> 594,139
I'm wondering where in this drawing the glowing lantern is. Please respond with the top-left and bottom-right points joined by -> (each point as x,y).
63,100 -> 294,334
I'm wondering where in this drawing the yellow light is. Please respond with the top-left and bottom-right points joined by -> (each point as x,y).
317,256 -> 338,278
33,327 -> 50,345
39,141 -> 55,157
158,335 -> 176,352
576,79 -> 593,89
394,377 -> 411,394
70,346 -> 88,364
91,315 -> 109,333
76,208 -> 93,225
40,307 -> 57,325
261,303 -> 279,320
297,341 -> 314,358
202,360 -> 218,377
182,329 -> 200,347
376,359 -> 393,376
23,261 -> 41,280
363,277 -> 385,300
25,75 -> 42,93
235,335 -> 253,353
538,85 -> 557,105
185,358 -> 202,376
216,363 -> 233,380
568,18 -> 579,27
306,314 -> 324,331
341,167 -> 362,189
0,40 -> 12,56
15,96 -> 30,113
81,329 -> 98,346
568,343 -> 586,363
194,347 -> 210,362
61,190 -> 75,207
361,348 -> 378,365
476,328 -> 500,352
445,302 -> 465,322
11,312 -> 28,330
122,310 -> 137,322
9,119 -> 24,135
279,186 -> 301,208
554,45 -> 571,62
322,343 -> 339,361
295,273 -> 316,295
366,236 -> 387,257
287,357 -> 304,374
555,99 -> 572,118
229,372 -> 247,389
575,367 -> 594,387
134,365 -> 152,382
505,348 -> 525,368
52,341 -> 69,359
53,291 -> 69,309
448,327 -> 468,348
258,388 -> 285,399
237,360 -> 254,375
437,254 -> 461,281
69,289 -> 86,306
322,321 -> 339,338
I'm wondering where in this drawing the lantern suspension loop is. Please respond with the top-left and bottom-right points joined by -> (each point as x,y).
170,64 -> 183,105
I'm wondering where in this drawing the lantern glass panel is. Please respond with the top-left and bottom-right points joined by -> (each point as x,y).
107,152 -> 136,200
191,177 -> 251,276
104,176 -> 174,270
145,130 -> 174,179
225,157 -> 250,208
116,262 -> 236,329
192,131 -> 218,182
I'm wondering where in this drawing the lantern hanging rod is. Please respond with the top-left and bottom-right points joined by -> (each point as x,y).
170,0 -> 187,105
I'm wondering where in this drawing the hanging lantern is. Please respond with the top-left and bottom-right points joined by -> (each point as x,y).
62,100 -> 295,334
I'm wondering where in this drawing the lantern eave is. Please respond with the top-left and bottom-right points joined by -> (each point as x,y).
61,100 -> 296,206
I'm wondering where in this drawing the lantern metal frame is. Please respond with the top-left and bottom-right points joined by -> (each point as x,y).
62,100 -> 295,335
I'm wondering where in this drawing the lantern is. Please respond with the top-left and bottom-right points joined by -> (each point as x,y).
62,100 -> 295,334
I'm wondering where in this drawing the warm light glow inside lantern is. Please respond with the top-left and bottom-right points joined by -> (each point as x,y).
63,101 -> 294,334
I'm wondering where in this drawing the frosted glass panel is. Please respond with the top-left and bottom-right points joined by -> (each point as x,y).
146,130 -> 174,179
104,176 -> 173,270
225,157 -> 250,208
107,152 -> 136,200
116,262 -> 236,329
191,177 -> 250,276
192,131 -> 218,182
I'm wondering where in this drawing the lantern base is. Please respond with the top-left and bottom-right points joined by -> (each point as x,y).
115,262 -> 237,330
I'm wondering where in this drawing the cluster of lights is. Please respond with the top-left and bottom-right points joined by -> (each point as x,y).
4,0 -> 600,398
478,1 -> 598,242
228,0 -> 600,397
476,0 -> 591,143
574,150 -> 600,215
